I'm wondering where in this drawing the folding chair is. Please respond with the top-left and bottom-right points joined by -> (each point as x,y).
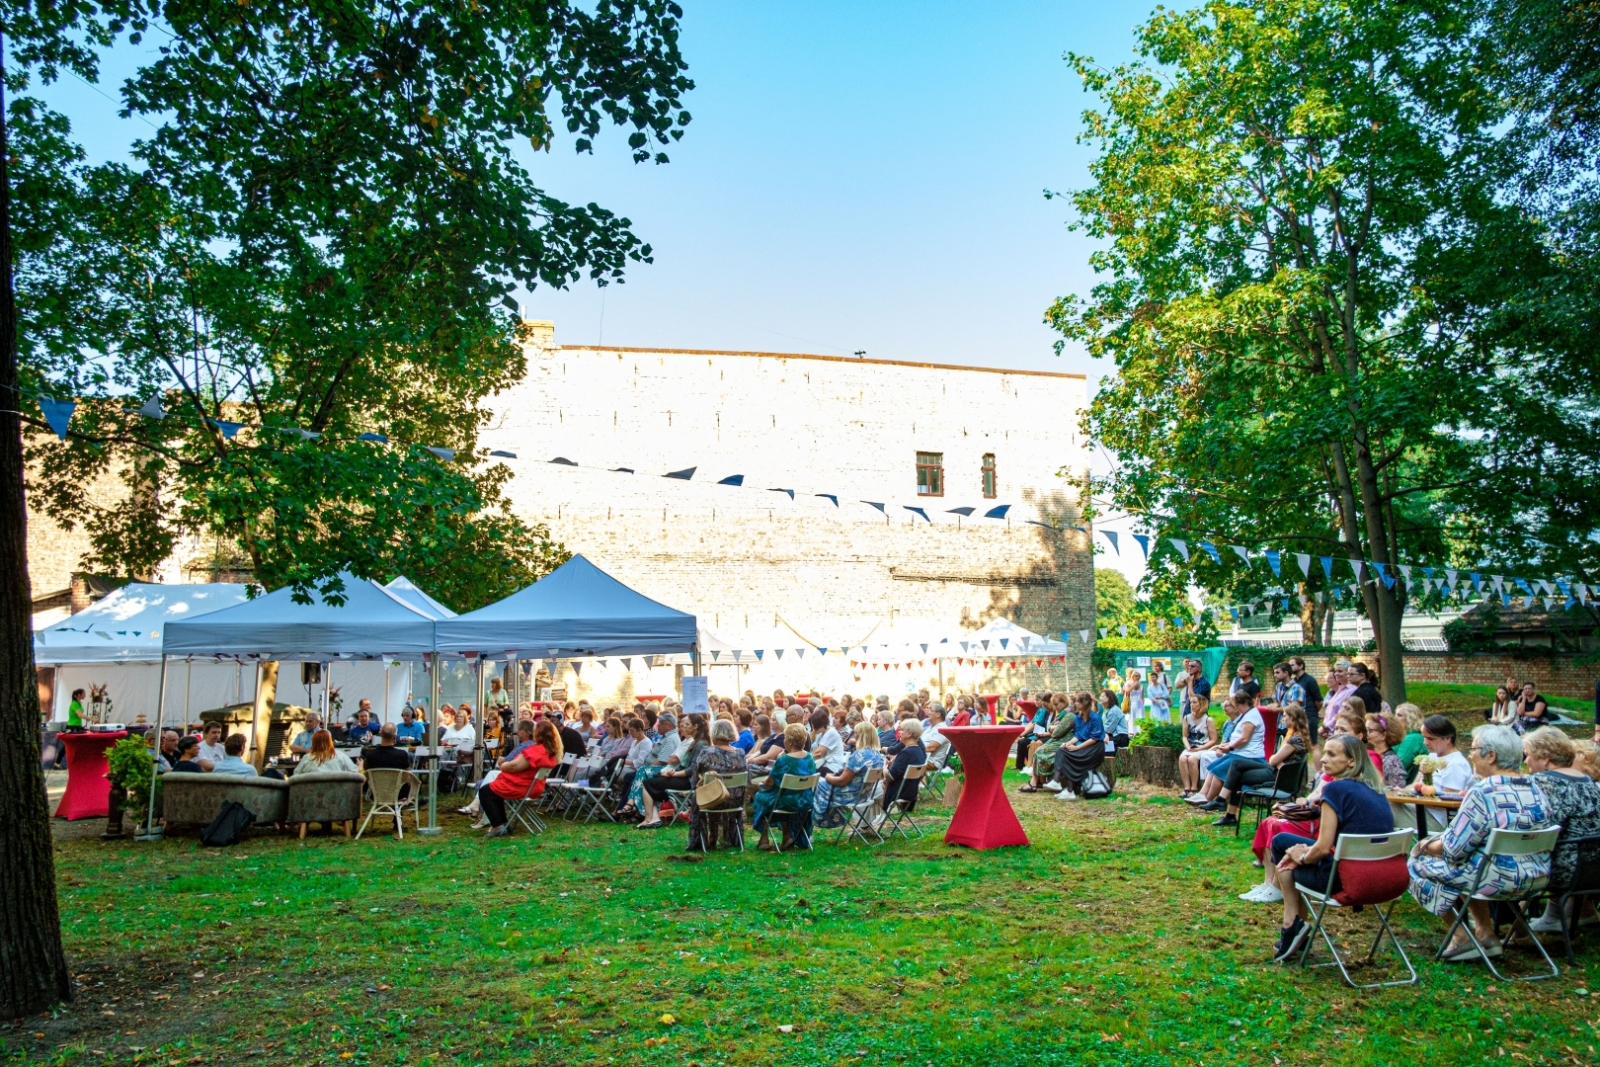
1293,828 -> 1417,987
1541,833 -> 1600,965
664,775 -> 695,825
1435,825 -> 1563,981
540,753 -> 580,815
771,773 -> 820,853
1238,757 -> 1306,838
577,758 -> 629,824
356,768 -> 420,840
504,766 -> 553,835
560,757 -> 604,821
695,772 -> 748,853
883,764 -> 928,840
834,766 -> 887,846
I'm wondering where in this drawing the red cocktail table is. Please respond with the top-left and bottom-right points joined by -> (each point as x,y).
56,730 -> 127,821
980,693 -> 1000,716
940,725 -> 1028,849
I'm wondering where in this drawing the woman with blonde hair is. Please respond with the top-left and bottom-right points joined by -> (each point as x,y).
1392,702 -> 1428,780
1365,711 -> 1409,789
751,723 -> 817,850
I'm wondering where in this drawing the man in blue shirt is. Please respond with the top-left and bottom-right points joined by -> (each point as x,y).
394,706 -> 426,743
211,734 -> 258,777
346,705 -> 381,745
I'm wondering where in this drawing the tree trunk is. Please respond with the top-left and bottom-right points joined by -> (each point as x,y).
250,661 -> 279,771
1297,585 -> 1327,645
0,50 -> 74,1016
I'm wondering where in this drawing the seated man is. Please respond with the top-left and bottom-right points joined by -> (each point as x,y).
346,706 -> 381,746
155,729 -> 181,772
362,723 -> 414,800
195,721 -> 227,771
394,706 -> 426,744
169,735 -> 205,773
290,712 -> 323,756
210,734 -> 258,776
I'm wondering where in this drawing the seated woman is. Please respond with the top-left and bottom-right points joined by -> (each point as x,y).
636,716 -> 709,830
1187,693 -> 1265,806
1052,692 -> 1106,802
1365,711 -> 1409,789
883,718 -> 929,814
1019,693 -> 1074,793
1206,703 -> 1310,827
1486,685 -> 1516,726
1178,696 -> 1219,797
1100,689 -> 1130,754
751,723 -> 819,851
815,721 -> 886,828
1408,724 -> 1552,961
476,720 -> 560,838
1266,735 -> 1396,961
459,720 -> 537,823
293,728 -> 359,776
620,712 -> 682,817
688,719 -> 748,850
1392,702 -> 1429,781
1522,727 -> 1600,933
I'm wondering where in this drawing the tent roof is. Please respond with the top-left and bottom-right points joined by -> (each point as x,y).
34,583 -> 251,665
383,576 -> 458,619
434,554 -> 697,656
163,572 -> 440,660
964,617 -> 1068,656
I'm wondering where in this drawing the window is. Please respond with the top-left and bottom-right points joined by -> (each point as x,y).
982,453 -> 997,498
916,452 -> 944,496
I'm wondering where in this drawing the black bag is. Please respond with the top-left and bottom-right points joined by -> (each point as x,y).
200,800 -> 254,847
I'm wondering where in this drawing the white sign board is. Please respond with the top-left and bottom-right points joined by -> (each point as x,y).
681,675 -> 709,715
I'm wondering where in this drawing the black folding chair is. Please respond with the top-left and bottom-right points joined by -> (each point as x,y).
1543,833 -> 1600,965
1239,757 -> 1306,838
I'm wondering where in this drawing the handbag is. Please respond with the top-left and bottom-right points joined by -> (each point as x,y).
694,773 -> 730,808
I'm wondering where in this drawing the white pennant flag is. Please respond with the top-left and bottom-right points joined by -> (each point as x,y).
1295,553 -> 1311,578
1117,624 -> 1129,637
1350,559 -> 1365,583
1098,628 -> 1109,639
1169,539 -> 1190,562
1081,629 -> 1092,644
1445,568 -> 1458,590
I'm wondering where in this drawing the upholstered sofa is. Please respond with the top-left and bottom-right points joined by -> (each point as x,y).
286,772 -> 364,837
160,772 -> 288,829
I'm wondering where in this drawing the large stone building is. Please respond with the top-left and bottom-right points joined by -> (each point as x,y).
484,323 -> 1096,705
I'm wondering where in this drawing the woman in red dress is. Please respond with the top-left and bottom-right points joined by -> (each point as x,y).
478,719 -> 561,837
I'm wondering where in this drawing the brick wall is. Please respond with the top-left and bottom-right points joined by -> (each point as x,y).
1256,650 -> 1599,703
486,334 -> 1097,705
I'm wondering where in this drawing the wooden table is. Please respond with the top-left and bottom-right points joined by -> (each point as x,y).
1388,791 -> 1463,837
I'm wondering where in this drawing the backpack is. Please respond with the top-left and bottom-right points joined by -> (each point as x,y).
1080,770 -> 1113,800
201,800 -> 254,847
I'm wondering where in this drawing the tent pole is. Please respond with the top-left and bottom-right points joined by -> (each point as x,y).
472,655 -> 485,786
136,655 -> 170,841
420,653 -> 442,835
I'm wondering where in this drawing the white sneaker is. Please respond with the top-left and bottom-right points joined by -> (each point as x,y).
1043,781 -> 1062,792
1527,912 -> 1565,934
1239,884 -> 1283,903
1055,790 -> 1078,801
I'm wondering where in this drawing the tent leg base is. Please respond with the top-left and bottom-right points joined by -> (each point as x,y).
134,829 -> 164,842
417,827 -> 442,836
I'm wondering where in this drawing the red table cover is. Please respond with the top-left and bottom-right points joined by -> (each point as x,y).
941,725 -> 1029,849
56,730 -> 127,821
979,693 -> 1000,715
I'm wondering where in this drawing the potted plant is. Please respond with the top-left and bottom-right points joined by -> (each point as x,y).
105,734 -> 156,838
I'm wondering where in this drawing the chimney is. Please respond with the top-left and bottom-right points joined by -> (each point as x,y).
521,318 -> 556,352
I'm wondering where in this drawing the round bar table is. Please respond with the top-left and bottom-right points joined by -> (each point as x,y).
56,730 -> 127,820
979,693 -> 1000,717
940,725 -> 1029,849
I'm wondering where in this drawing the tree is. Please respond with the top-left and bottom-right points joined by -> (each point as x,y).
1051,0 -> 1520,703
3,0 -> 691,1015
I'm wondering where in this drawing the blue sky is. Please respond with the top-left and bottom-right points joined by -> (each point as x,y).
35,1 -> 1161,583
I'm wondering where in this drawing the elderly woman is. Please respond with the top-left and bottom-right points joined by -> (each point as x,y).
815,720 -> 886,828
687,718 -> 748,850
751,723 -> 818,851
1522,727 -> 1600,933
883,717 -> 928,814
637,716 -> 709,830
1320,663 -> 1356,736
1408,724 -> 1552,961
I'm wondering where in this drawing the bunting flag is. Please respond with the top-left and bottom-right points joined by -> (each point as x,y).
665,467 -> 696,480
1117,624 -> 1129,637
816,494 -> 839,506
358,432 -> 389,443
1198,540 -> 1221,564
424,446 -> 455,461
1080,630 -> 1092,644
862,501 -> 886,514
38,398 -> 76,440
1295,552 -> 1311,578
770,488 -> 795,499
1103,530 -> 1119,554
903,506 -> 931,523
621,658 -> 632,671
1099,628 -> 1109,639
717,474 -> 745,486
1137,621 -> 1147,634
984,504 -> 1012,519
570,660 -> 582,676
208,417 -> 243,439
1132,534 -> 1150,559
1350,559 -> 1365,583
1320,556 -> 1334,581
1229,544 -> 1251,565
1264,549 -> 1281,576
132,396 -> 166,420
1169,539 -> 1190,562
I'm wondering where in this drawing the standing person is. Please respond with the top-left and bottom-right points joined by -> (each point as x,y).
1147,664 -> 1172,723
1123,669 -> 1146,726
66,689 -> 87,729
1262,662 -> 1304,713
1348,663 -> 1383,718
1229,661 -> 1262,705
1288,657 -> 1321,741
1321,663 -> 1356,736
487,677 -> 511,714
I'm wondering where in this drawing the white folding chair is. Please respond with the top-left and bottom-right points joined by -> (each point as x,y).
1293,829 -> 1417,987
504,767 -> 553,835
1436,825 -> 1562,981
578,758 -> 630,824
356,768 -> 420,840
883,764 -> 929,840
771,773 -> 820,853
834,766 -> 887,846
540,753 -> 580,815
695,772 -> 749,853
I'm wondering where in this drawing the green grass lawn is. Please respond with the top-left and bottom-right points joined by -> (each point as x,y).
1405,682 -> 1593,719
13,778 -> 1600,1067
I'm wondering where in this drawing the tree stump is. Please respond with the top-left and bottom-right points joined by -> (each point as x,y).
1122,746 -> 1180,787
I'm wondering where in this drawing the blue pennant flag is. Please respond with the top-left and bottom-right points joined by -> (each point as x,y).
549,456 -> 578,466
1470,572 -> 1483,594
1264,549 -> 1281,577
1281,598 -> 1291,611
1103,530 -> 1119,554
1371,561 -> 1393,588
769,488 -> 795,499
1514,577 -> 1533,596
424,446 -> 455,462
983,504 -> 1011,519
716,474 -> 745,486
904,506 -> 931,523
664,466 -> 696,480
862,501 -> 887,514
946,506 -> 975,517
1229,607 -> 1240,621
815,494 -> 839,506
1132,533 -> 1150,559
1137,621 -> 1147,634
1319,556 -> 1334,581
489,450 -> 518,458
358,432 -> 388,443
611,466 -> 635,473
1173,617 -> 1184,629
38,398 -> 76,440
1199,540 -> 1222,564
208,418 -> 244,439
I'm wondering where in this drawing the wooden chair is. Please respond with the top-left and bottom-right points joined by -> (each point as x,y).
356,768 -> 420,840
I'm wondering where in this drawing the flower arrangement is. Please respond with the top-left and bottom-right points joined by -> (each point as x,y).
1414,753 -> 1448,784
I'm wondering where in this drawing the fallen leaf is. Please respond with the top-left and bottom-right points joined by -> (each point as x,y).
659,1013 -> 676,1025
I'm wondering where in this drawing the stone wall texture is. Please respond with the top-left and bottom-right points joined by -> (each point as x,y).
485,336 -> 1097,706
1264,650 -> 1599,703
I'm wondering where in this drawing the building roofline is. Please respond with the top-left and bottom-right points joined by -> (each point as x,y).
555,344 -> 1087,381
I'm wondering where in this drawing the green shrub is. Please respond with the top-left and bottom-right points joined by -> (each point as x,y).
106,734 -> 157,815
1131,722 -> 1185,752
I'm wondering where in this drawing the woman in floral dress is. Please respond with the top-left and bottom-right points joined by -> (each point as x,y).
687,719 -> 748,850
814,723 -> 886,828
751,724 -> 817,850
